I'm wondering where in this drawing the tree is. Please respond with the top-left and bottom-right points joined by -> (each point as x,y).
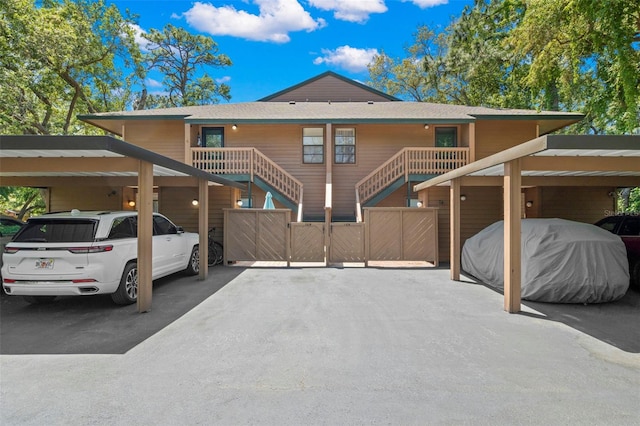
0,0 -> 144,135
367,0 -> 640,135
137,24 -> 232,109
0,187 -> 46,220
507,0 -> 640,134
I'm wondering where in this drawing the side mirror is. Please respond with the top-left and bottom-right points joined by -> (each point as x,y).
175,226 -> 184,234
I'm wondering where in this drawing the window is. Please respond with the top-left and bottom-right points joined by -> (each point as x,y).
108,216 -> 137,239
201,127 -> 224,148
435,127 -> 457,147
303,128 -> 324,164
153,215 -> 177,235
335,128 -> 356,164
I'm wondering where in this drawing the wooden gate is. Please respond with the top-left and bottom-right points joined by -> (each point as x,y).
290,222 -> 325,262
329,223 -> 365,263
364,208 -> 438,266
224,209 -> 290,263
224,207 -> 438,266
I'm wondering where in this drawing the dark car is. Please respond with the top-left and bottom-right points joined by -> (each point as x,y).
595,215 -> 640,289
0,215 -> 25,276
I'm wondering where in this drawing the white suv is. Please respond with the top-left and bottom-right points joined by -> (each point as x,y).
2,210 -> 200,305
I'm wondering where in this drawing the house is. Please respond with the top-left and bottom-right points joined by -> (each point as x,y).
75,71 -> 610,261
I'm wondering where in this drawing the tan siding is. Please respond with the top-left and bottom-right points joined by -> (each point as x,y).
50,186 -> 122,212
474,121 -> 538,160
159,186 -> 236,234
124,120 -> 186,162
266,75 -> 393,102
540,187 -> 614,223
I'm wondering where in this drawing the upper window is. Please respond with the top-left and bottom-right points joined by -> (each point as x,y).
201,127 -> 224,148
435,127 -> 457,148
303,128 -> 324,164
335,128 -> 356,164
108,216 -> 137,239
153,215 -> 177,235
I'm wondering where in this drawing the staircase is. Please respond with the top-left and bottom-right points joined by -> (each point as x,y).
192,148 -> 304,221
355,147 -> 470,221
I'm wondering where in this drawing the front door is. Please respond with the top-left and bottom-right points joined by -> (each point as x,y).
202,127 -> 224,148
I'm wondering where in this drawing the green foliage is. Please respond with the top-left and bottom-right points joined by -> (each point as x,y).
0,0 -> 144,135
368,0 -> 640,135
617,187 -> 640,213
0,187 -> 46,220
137,24 -> 232,108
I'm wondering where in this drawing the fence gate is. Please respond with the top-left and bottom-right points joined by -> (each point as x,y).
224,207 -> 438,266
290,222 -> 325,262
224,209 -> 290,263
364,207 -> 438,266
329,223 -> 365,263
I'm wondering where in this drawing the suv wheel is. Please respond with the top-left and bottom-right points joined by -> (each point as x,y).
111,262 -> 137,305
185,245 -> 199,275
23,296 -> 56,304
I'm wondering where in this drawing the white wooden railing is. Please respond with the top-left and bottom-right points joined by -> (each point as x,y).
192,148 -> 304,221
355,147 -> 470,221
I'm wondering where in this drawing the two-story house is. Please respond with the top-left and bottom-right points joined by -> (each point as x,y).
74,71 -> 598,261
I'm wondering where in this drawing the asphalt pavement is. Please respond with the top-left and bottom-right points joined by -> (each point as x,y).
1,266 -> 639,425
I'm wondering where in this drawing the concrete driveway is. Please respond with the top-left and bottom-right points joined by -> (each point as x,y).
1,267 -> 639,425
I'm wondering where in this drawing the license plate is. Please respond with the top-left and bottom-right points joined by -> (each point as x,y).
36,259 -> 54,269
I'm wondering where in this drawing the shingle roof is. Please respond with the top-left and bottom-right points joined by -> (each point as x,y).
80,101 -> 583,124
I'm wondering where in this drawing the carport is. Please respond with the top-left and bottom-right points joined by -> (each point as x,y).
0,135 -> 244,313
414,135 -> 640,313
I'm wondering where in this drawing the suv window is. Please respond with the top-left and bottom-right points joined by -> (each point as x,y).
14,219 -> 97,243
0,218 -> 22,237
108,216 -> 137,239
620,217 -> 640,236
153,215 -> 176,235
595,217 -> 619,233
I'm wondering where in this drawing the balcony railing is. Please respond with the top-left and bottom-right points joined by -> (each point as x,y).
355,147 -> 470,221
192,148 -> 304,221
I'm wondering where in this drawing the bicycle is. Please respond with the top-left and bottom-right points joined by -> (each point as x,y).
208,227 -> 224,266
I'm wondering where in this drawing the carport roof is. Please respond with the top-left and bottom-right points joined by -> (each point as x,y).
0,135 -> 243,188
414,135 -> 640,191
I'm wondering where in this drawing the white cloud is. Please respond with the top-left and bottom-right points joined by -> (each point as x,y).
183,0 -> 326,43
402,0 -> 449,9
128,23 -> 151,52
313,45 -> 379,73
308,0 -> 387,23
216,76 -> 232,84
145,78 -> 163,88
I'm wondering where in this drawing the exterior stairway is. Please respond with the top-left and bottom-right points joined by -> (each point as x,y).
355,147 -> 470,221
192,148 -> 304,221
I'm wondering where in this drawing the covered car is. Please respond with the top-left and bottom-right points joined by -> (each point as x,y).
461,218 -> 629,303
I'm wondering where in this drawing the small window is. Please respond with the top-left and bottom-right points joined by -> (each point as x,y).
620,218 -> 640,236
335,128 -> 355,164
435,127 -> 457,147
303,128 -> 324,164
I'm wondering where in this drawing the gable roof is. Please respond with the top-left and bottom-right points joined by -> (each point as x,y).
257,71 -> 400,102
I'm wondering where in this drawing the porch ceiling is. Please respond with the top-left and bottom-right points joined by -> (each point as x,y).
0,135 -> 244,188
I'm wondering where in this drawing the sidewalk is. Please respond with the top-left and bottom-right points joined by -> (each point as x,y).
2,267 -> 639,425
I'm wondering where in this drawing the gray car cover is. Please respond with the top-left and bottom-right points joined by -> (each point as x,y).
461,218 -> 629,303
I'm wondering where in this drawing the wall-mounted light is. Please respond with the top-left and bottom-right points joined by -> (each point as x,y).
416,201 -> 423,208
236,199 -> 243,207
526,200 -> 534,208
424,124 -> 430,130
460,194 -> 467,201
192,199 -> 199,206
128,200 -> 136,208
231,124 -> 238,130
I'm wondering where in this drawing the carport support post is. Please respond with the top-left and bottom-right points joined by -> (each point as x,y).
450,178 -> 461,280
504,159 -> 522,313
137,160 -> 154,313
198,178 -> 209,279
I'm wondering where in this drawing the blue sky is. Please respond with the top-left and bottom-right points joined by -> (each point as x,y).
108,0 -> 473,102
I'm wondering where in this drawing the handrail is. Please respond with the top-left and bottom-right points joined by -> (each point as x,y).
192,148 -> 304,217
355,147 -> 470,213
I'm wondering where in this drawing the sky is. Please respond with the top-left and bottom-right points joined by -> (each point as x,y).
107,0 -> 474,103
